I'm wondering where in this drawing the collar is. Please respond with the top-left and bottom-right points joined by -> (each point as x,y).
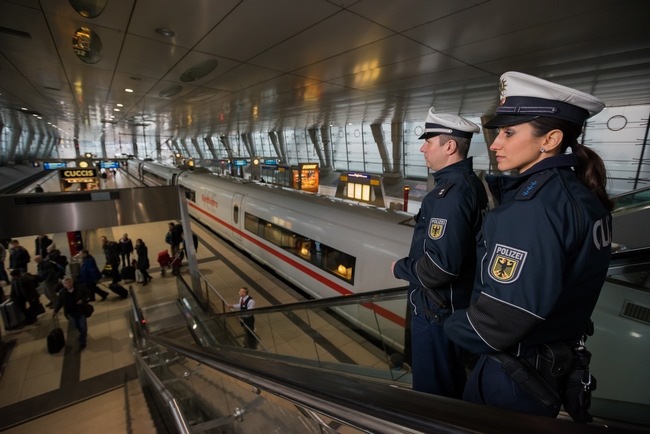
432,157 -> 475,182
486,154 -> 578,199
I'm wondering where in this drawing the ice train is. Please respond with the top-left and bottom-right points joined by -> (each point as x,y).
125,159 -> 414,347
125,160 -> 650,419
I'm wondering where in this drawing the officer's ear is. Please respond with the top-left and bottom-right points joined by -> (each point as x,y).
542,129 -> 564,153
445,139 -> 458,155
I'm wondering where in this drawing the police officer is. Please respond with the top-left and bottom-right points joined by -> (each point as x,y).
445,72 -> 612,418
391,109 -> 489,397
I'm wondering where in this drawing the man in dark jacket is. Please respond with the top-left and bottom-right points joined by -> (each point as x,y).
100,235 -> 121,284
391,108 -> 489,398
53,277 -> 90,350
9,239 -> 30,273
79,250 -> 109,301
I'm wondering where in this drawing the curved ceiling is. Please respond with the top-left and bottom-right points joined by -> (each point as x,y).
1,0 -> 649,145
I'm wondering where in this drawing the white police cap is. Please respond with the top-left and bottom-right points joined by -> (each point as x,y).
418,108 -> 480,140
484,71 -> 605,128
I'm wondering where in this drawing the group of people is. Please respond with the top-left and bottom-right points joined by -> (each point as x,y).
392,71 -> 612,421
100,234 -> 152,286
1,233 -> 153,351
1,236 -> 69,325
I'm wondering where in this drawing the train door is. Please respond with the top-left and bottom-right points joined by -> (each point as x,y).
231,193 -> 244,242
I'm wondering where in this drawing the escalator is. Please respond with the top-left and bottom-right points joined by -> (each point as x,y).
129,247 -> 650,433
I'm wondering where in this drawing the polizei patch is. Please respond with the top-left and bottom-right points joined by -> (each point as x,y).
428,218 -> 447,240
488,244 -> 527,283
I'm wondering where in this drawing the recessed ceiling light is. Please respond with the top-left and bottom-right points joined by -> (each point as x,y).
114,108 -> 120,111
125,88 -> 133,93
117,103 -> 123,107
155,27 -> 175,38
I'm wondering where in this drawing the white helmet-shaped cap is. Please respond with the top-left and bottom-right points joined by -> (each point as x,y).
419,108 -> 480,140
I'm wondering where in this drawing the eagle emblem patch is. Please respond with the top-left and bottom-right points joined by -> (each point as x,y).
488,244 -> 527,283
428,218 -> 447,240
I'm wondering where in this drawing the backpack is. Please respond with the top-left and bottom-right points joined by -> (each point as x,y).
49,260 -> 66,279
53,253 -> 68,268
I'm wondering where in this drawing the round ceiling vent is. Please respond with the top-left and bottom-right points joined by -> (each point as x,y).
180,59 -> 219,82
69,0 -> 108,18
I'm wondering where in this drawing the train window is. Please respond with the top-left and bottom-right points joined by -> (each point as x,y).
244,212 -> 356,284
233,204 -> 239,224
143,171 -> 168,186
183,187 -> 196,202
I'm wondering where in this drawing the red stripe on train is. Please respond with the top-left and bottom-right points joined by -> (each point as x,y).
189,201 -> 405,327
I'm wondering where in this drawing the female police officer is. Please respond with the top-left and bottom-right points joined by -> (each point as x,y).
444,71 -> 612,419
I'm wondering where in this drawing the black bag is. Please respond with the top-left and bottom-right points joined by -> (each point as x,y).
29,300 -> 46,317
78,303 -> 94,318
47,318 -> 65,354
121,266 -> 135,281
108,283 -> 128,298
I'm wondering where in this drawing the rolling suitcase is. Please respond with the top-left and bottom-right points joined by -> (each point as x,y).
1,299 -> 25,330
108,283 -> 129,298
47,317 -> 65,354
121,265 -> 136,281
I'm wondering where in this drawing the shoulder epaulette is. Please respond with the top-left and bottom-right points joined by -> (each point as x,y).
432,181 -> 454,198
516,170 -> 555,200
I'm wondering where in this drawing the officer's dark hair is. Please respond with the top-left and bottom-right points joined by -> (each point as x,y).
529,117 -> 613,211
438,134 -> 471,158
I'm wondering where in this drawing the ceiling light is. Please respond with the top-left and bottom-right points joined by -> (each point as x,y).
117,103 -> 123,107
125,88 -> 133,93
155,27 -> 175,38
114,108 -> 120,111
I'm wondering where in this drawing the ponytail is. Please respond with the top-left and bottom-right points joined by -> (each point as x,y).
571,142 -> 613,211
530,118 -> 613,211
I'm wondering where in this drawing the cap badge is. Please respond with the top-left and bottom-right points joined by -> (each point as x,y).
498,77 -> 507,106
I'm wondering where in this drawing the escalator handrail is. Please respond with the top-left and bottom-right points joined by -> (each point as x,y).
146,334 -> 629,434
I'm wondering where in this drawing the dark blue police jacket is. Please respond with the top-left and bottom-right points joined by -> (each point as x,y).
394,157 -> 488,318
445,154 -> 612,355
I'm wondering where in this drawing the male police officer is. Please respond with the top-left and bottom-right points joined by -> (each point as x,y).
391,108 -> 488,397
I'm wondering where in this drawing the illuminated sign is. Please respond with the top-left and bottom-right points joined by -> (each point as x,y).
59,168 -> 99,179
347,172 -> 370,179
264,159 -> 279,165
300,163 -> 319,170
44,162 -> 67,170
233,159 -> 248,167
100,161 -> 119,169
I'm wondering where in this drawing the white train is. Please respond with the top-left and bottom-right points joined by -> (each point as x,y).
126,159 -> 650,422
126,159 -> 413,347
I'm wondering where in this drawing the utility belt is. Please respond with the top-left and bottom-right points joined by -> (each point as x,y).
490,342 -> 596,423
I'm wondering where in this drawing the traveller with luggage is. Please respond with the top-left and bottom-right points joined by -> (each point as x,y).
52,277 -> 90,351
